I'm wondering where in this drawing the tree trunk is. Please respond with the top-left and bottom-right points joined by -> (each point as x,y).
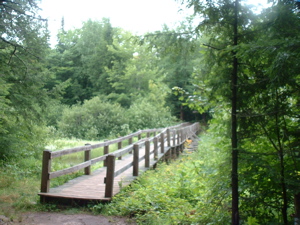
294,193 -> 300,225
180,105 -> 184,120
231,0 -> 239,224
279,149 -> 288,225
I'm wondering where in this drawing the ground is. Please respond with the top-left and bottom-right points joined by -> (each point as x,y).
0,212 -> 137,225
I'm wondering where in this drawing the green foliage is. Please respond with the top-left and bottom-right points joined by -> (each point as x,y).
127,96 -> 176,131
0,158 -> 41,217
57,95 -> 177,139
0,0 -> 50,159
97,128 -> 231,224
178,0 -> 300,223
58,96 -> 128,139
140,21 -> 202,120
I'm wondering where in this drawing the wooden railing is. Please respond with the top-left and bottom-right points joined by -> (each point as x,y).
40,122 -> 200,197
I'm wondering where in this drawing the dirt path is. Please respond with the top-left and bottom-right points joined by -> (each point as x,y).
0,212 -> 137,225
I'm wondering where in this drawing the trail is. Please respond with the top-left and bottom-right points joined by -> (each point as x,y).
0,212 -> 136,225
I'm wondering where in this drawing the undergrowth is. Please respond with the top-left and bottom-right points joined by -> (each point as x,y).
0,138 -> 103,219
93,131 -> 232,224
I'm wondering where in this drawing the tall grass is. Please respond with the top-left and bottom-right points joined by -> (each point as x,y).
0,138 -> 111,218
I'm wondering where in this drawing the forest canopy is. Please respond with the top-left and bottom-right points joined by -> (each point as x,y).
0,0 -> 299,224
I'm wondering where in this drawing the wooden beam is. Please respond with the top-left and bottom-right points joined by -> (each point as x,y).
40,150 -> 51,193
133,144 -> 139,176
105,155 -> 116,198
84,144 -> 91,175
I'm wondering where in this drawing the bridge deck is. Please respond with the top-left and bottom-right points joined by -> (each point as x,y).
38,147 -> 165,203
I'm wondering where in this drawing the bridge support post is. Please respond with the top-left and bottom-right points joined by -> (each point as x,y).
171,147 -> 176,159
176,146 -> 180,157
133,144 -> 139,176
41,150 -> 51,193
105,155 -> 116,198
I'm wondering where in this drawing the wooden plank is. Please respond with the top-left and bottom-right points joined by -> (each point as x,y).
112,145 -> 133,158
51,145 -> 91,158
139,155 -> 145,162
91,155 -> 107,164
114,162 -> 134,177
49,124 -> 186,159
49,161 -> 91,179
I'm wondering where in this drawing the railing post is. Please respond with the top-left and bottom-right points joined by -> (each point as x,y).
118,141 -> 122,160
103,144 -> 109,167
129,137 -> 133,154
105,155 -> 116,198
41,150 -> 51,193
84,144 -> 91,175
154,137 -> 158,160
184,127 -> 188,140
133,144 -> 139,176
160,133 -> 165,153
172,129 -> 176,146
181,129 -> 184,143
145,139 -> 150,168
167,129 -> 171,147
138,133 -> 142,140
177,129 -> 180,145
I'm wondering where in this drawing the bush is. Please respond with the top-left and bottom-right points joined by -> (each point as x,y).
127,98 -> 176,131
57,96 -> 177,140
58,96 -> 128,139
0,121 -> 48,159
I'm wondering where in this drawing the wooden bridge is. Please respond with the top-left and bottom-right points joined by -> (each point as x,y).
39,122 -> 200,204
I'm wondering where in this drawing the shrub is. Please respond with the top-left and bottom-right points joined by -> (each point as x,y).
58,96 -> 128,139
127,98 -> 176,131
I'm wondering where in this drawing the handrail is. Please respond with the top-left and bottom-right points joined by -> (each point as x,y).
47,122 -> 190,159
40,122 -> 200,196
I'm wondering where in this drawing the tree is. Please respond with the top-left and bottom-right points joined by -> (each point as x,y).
46,19 -> 117,105
179,0 -> 300,223
140,21 -> 201,121
0,0 -> 50,158
236,3 -> 300,223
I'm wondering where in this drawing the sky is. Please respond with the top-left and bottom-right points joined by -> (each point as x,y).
39,0 -> 192,45
39,0 -> 270,46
